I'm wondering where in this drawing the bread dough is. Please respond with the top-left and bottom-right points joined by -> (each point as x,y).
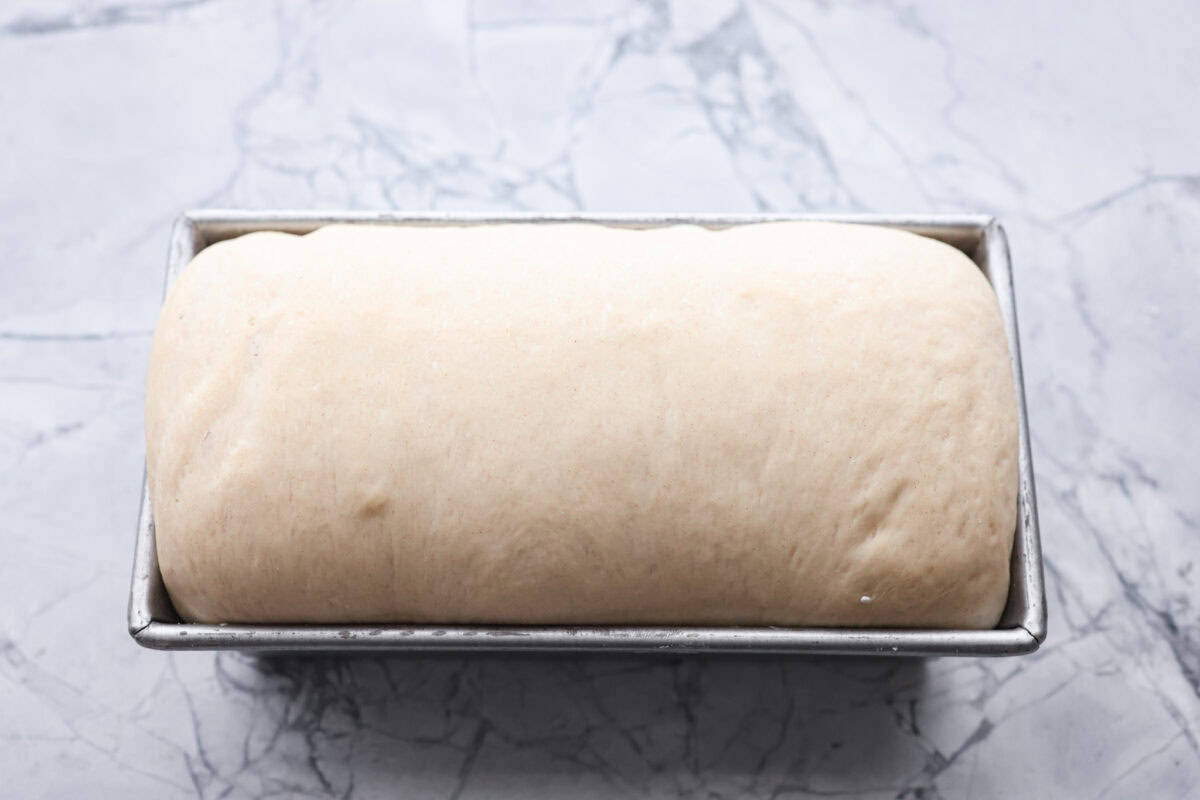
146,222 -> 1018,628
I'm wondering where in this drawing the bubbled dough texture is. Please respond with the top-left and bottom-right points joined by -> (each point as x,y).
146,222 -> 1018,628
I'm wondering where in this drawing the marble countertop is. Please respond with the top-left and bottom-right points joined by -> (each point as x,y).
2,1 -> 1197,797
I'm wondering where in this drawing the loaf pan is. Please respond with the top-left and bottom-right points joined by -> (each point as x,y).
128,211 -> 1046,656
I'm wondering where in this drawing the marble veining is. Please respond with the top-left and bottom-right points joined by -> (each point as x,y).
1,1 -> 1197,797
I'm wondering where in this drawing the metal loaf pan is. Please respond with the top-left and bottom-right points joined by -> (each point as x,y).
128,211 -> 1046,656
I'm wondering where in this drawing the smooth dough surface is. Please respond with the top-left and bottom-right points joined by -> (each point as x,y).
146,222 -> 1018,628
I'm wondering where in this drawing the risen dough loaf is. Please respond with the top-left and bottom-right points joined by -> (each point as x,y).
146,222 -> 1018,628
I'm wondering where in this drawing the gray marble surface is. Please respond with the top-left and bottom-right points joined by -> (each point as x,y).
2,1 -> 1197,797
